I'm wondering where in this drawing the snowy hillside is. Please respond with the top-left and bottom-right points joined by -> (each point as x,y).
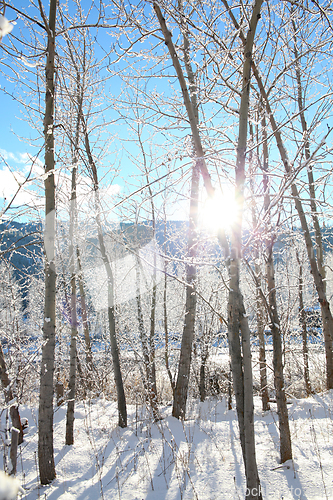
1,392 -> 332,500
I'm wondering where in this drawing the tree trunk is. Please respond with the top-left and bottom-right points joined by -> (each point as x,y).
250,117 -> 270,413
163,243 -> 175,396
0,341 -> 23,475
38,0 -> 57,484
260,103 -> 292,463
149,280 -> 159,418
82,121 -> 127,428
154,3 -> 202,420
226,1 -> 263,497
199,359 -> 206,402
254,262 -> 270,413
296,251 -> 312,396
172,162 -> 200,419
138,133 -> 160,419
76,246 -> 95,390
135,255 -> 159,420
266,244 -> 293,463
65,71 -> 82,445
65,166 -> 78,446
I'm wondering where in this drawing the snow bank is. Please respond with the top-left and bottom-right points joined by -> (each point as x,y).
0,471 -> 23,500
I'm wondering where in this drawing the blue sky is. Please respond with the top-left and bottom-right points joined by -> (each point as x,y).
0,2 -> 207,226
1,1 -> 333,230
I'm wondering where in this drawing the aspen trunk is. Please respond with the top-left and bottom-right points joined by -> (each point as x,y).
82,122 -> 127,428
227,1 -> 263,497
96,195 -> 126,428
140,142 -> 160,419
250,117 -> 270,413
149,280 -> 159,418
261,103 -> 292,462
76,247 -> 94,376
65,72 -> 82,445
38,0 -> 57,484
65,166 -> 78,445
266,245 -> 293,463
199,358 -> 206,402
135,256 -> 159,420
163,245 -> 175,396
172,162 -> 200,419
154,2 -> 202,420
0,342 -> 23,475
296,251 -> 312,396
256,272 -> 270,412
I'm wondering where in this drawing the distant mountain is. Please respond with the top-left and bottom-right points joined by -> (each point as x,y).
0,220 -> 43,277
1,219 -> 333,299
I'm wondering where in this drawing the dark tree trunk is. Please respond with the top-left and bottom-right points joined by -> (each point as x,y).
65,164 -> 78,446
226,1 -> 264,497
296,251 -> 312,396
199,358 -> 206,402
172,162 -> 200,419
266,245 -> 292,463
38,0 -> 57,484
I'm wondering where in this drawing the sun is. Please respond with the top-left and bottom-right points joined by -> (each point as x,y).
200,189 -> 238,233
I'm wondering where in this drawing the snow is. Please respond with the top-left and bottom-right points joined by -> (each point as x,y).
0,471 -> 24,500
1,393 -> 333,500
0,16 -> 14,38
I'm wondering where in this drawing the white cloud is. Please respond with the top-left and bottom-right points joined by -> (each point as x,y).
0,148 -> 122,220
0,149 -> 32,165
0,150 -> 44,213
0,165 -> 41,209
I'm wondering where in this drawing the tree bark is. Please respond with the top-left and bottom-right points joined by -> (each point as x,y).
65,69 -> 82,445
172,162 -> 200,419
260,105 -> 292,463
65,161 -> 78,446
199,357 -> 206,402
227,1 -> 263,497
0,341 -> 23,475
163,230 -> 175,396
38,0 -> 57,484
250,117 -> 270,412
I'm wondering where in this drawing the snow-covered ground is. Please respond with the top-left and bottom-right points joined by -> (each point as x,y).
1,391 -> 333,500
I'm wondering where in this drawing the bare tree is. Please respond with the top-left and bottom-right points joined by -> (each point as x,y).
38,0 -> 57,484
225,1 -> 263,497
